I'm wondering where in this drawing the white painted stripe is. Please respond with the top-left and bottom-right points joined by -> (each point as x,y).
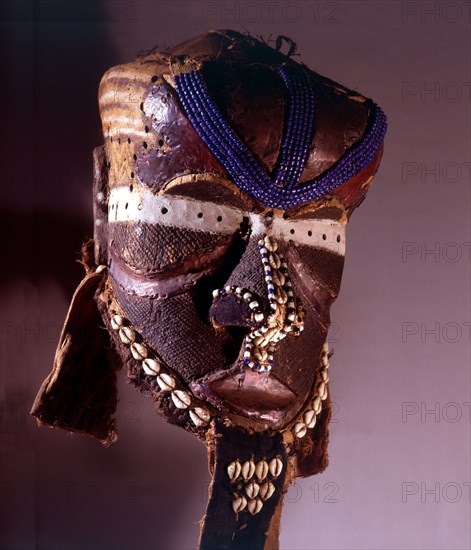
108,186 -> 245,233
101,114 -> 144,127
104,126 -> 148,139
102,68 -> 154,83
100,89 -> 145,104
272,216 -> 346,255
108,186 -> 345,255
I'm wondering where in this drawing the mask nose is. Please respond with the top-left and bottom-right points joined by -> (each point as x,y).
209,233 -> 269,328
210,235 -> 305,373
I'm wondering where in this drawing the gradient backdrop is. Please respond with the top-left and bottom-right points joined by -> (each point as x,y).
1,1 -> 470,549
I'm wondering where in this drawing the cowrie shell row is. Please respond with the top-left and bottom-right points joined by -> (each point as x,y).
157,373 -> 176,392
171,390 -> 191,409
245,481 -> 260,499
189,407 -> 210,427
232,496 -> 247,513
119,326 -> 135,344
241,460 -> 256,481
130,342 -> 148,361
248,498 -> 263,515
259,481 -> 275,501
142,358 -> 160,376
269,458 -> 283,478
227,461 -> 242,482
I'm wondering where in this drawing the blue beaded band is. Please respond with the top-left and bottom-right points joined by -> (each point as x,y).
173,64 -> 387,210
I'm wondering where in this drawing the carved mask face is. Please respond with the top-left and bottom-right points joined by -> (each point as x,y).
31,31 -> 387,548
94,33 -> 386,467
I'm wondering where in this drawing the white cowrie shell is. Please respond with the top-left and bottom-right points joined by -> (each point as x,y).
157,373 -> 176,392
322,354 -> 329,367
189,407 -> 210,427
245,481 -> 260,499
264,237 -> 278,252
232,496 -> 247,513
317,382 -> 326,397
322,342 -> 329,354
320,384 -> 328,401
294,422 -> 307,438
269,458 -> 283,478
259,481 -> 275,501
110,314 -> 124,330
312,396 -> 322,413
254,312 -> 265,323
269,253 -> 281,269
142,358 -> 160,376
119,326 -> 135,344
321,369 -> 329,383
130,342 -> 148,361
253,348 -> 268,362
171,390 -> 191,409
227,461 -> 241,482
276,288 -> 288,304
247,498 -> 263,515
249,301 -> 259,310
274,269 -> 285,287
241,460 -> 255,481
212,289 -> 220,298
303,409 -> 317,429
255,460 -> 269,481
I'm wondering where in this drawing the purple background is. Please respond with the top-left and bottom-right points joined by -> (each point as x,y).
1,1 -> 470,548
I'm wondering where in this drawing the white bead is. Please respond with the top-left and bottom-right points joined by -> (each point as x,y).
212,289 -> 220,298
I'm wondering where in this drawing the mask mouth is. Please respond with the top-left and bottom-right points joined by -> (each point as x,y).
189,363 -> 298,429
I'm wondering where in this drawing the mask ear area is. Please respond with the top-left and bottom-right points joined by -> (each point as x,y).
31,267 -> 120,446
